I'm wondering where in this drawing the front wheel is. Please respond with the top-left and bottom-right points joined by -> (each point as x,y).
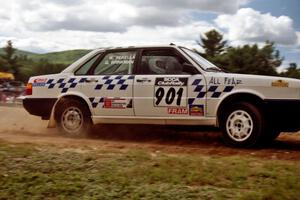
55,98 -> 92,137
219,102 -> 265,148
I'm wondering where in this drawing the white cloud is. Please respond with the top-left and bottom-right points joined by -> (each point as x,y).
1,21 -> 215,53
2,0 -> 249,34
2,0 -> 238,52
215,8 -> 298,45
1,0 -> 299,57
126,0 -> 249,14
18,1 -> 139,32
0,2 -> 12,20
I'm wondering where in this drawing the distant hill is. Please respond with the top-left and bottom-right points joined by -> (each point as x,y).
0,48 -> 91,65
28,49 -> 91,65
0,48 -> 36,57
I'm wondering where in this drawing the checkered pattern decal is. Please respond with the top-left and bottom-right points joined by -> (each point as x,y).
188,78 -> 234,105
44,75 -> 134,93
46,78 -> 87,93
94,75 -> 134,91
89,97 -> 104,108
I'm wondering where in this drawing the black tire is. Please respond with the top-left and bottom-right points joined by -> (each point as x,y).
219,102 -> 266,148
269,130 -> 281,141
263,128 -> 281,143
55,98 -> 92,137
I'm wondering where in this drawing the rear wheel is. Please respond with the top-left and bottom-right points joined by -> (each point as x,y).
219,102 -> 265,148
55,98 -> 92,137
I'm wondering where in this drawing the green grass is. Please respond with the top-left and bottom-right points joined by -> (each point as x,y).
0,143 -> 299,200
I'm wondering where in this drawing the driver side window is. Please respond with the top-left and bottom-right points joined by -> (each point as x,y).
92,51 -> 136,75
140,49 -> 195,75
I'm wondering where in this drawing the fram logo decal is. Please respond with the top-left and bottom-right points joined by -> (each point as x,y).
167,107 -> 188,115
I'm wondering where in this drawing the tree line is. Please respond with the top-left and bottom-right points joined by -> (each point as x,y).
0,41 -> 67,82
198,29 -> 300,78
0,31 -> 299,83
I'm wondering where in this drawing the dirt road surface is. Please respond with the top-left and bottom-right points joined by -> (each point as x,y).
0,106 -> 300,160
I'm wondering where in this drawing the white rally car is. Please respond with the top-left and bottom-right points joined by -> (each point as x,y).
23,45 -> 300,147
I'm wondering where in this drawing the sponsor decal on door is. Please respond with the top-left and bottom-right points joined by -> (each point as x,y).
103,98 -> 128,109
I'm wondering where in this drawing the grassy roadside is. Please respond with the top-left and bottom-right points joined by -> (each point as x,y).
0,142 -> 299,200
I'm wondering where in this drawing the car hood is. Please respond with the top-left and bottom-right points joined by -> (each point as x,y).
206,72 -> 300,88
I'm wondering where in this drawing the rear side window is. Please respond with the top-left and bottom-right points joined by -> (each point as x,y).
75,54 -> 101,75
92,51 -> 136,75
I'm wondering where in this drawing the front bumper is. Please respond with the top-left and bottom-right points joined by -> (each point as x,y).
23,98 -> 57,120
264,99 -> 300,132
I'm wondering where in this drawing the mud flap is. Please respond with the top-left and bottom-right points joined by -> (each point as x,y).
47,101 -> 57,128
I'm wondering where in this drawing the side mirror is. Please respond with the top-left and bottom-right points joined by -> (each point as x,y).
183,63 -> 199,75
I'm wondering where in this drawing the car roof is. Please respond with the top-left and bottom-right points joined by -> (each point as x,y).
95,44 -> 178,51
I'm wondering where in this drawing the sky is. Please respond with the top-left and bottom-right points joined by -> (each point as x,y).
0,0 -> 299,68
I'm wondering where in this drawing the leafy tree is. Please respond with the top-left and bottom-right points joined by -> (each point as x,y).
280,63 -> 300,79
197,30 -> 284,76
1,41 -> 17,65
0,40 -> 22,79
221,41 -> 282,75
197,29 -> 227,67
31,59 -> 67,76
18,58 -> 67,82
0,57 -> 8,71
198,29 -> 227,57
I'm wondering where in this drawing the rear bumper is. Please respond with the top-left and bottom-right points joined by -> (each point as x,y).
23,98 -> 57,119
264,99 -> 300,132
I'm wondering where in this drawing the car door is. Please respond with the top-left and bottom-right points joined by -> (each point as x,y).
133,48 -> 207,118
75,50 -> 137,117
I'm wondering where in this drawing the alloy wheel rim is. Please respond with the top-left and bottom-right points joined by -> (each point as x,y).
61,106 -> 83,134
226,110 -> 253,142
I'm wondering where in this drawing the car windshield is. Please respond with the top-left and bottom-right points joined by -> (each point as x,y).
180,47 -> 223,72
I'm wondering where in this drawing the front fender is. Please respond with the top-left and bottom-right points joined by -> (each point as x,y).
214,88 -> 266,117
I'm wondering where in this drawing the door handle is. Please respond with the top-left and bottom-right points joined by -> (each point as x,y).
136,78 -> 151,83
85,78 -> 98,83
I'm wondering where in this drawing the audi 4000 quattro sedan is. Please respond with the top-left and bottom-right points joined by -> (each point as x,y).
23,45 -> 300,147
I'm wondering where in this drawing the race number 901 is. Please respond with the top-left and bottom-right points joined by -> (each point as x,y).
154,77 -> 188,107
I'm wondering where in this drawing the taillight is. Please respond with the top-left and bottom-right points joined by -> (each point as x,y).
26,83 -> 32,95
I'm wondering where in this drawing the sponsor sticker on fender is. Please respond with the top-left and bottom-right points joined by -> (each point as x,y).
33,78 -> 47,83
103,98 -> 127,109
32,78 -> 48,87
271,80 -> 289,87
167,107 -> 188,115
189,105 -> 204,116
